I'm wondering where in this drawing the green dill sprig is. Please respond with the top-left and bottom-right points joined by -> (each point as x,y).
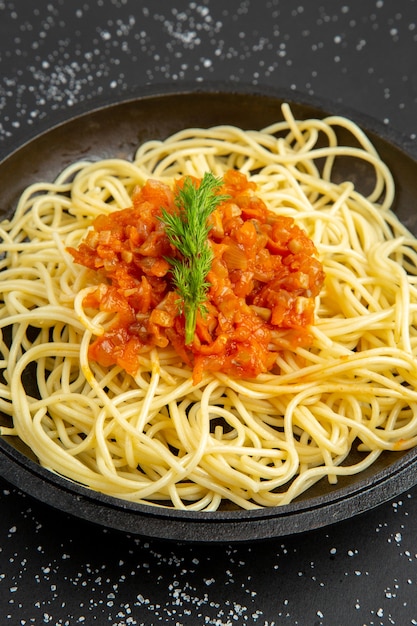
160,172 -> 228,345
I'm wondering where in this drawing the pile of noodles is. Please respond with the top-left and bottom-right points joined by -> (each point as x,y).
1,103 -> 417,511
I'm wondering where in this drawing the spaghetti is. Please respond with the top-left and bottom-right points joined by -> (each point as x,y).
1,103 -> 417,511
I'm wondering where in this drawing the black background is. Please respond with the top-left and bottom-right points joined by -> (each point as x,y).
1,1 -> 417,624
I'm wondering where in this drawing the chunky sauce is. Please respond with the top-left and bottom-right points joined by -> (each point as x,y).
68,170 -> 325,382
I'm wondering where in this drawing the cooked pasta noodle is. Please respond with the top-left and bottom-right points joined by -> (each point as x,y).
1,103 -> 417,511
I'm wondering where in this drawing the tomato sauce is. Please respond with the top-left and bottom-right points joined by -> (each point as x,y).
68,170 -> 325,383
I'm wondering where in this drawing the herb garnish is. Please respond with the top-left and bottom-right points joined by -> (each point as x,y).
160,172 -> 227,344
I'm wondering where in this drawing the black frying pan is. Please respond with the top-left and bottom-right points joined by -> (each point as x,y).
1,83 -> 417,542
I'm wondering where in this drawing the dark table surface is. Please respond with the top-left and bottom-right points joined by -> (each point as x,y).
1,1 -> 417,624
